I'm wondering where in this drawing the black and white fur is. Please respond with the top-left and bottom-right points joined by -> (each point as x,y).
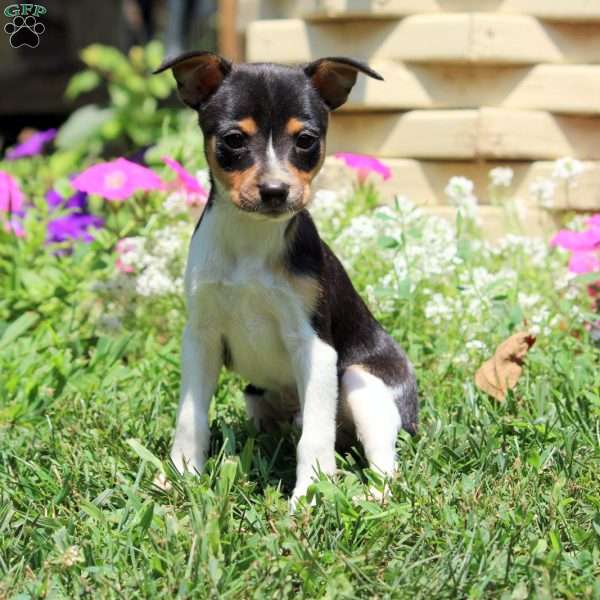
154,52 -> 418,506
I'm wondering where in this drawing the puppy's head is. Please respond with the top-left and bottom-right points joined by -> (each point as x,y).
155,52 -> 382,220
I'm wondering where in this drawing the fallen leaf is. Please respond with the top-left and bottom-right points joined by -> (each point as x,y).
475,331 -> 536,401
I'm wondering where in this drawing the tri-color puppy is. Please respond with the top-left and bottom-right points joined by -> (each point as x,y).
155,52 -> 418,506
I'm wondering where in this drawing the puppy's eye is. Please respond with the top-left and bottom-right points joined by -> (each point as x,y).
223,131 -> 246,150
296,132 -> 318,151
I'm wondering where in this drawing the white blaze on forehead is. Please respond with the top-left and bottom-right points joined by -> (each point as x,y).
265,135 -> 290,181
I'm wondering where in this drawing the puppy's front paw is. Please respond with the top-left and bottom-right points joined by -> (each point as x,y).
289,480 -> 318,513
153,471 -> 172,492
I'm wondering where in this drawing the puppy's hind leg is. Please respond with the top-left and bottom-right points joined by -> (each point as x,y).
341,365 -> 401,494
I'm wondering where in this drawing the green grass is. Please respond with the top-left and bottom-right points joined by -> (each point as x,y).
2,192 -> 600,599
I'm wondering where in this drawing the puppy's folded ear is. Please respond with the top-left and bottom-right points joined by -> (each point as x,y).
304,57 -> 383,110
154,51 -> 232,109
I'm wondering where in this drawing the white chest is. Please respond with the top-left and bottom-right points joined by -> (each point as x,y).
185,207 -> 314,391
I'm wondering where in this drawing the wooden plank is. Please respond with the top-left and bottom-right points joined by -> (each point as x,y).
342,63 -> 600,114
315,157 -> 600,210
218,0 -> 242,62
246,16 -> 600,64
269,0 -> 600,22
327,109 -> 600,160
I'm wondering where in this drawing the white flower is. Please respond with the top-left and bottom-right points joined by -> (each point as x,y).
116,236 -> 149,271
445,176 -> 474,201
425,293 -> 456,325
489,167 -> 513,188
518,292 -> 541,309
196,168 -> 211,192
163,192 -> 188,214
136,264 -> 176,297
553,157 -> 585,181
466,340 -> 487,352
311,188 -> 347,230
445,177 -> 478,220
529,178 -> 555,208
154,225 -> 186,260
454,194 -> 479,220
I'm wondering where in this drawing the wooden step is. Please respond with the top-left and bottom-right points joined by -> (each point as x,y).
247,16 -> 600,65
265,0 -> 600,22
342,63 -> 600,115
315,157 -> 600,210
327,109 -> 600,160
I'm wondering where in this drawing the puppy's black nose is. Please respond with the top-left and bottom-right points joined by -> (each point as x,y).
259,182 -> 289,209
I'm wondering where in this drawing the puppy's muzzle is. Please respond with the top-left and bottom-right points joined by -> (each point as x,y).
259,181 -> 290,212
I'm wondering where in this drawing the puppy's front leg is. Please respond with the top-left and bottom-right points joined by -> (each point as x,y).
291,336 -> 338,506
170,324 -> 222,475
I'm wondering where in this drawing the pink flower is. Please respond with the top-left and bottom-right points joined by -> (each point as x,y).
569,251 -> 600,274
550,229 -> 600,252
335,152 -> 392,183
72,158 -> 164,201
588,214 -> 600,228
3,218 -> 25,238
115,237 -> 143,273
162,156 -> 208,206
0,171 -> 24,213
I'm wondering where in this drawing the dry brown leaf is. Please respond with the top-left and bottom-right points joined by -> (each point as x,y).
474,331 -> 536,401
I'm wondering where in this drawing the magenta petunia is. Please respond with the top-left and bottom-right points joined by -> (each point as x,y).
588,214 -> 600,228
550,228 -> 600,252
335,152 -> 392,181
0,171 -> 24,213
71,158 -> 164,201
569,251 -> 600,274
162,156 -> 208,208
162,157 -> 206,195
6,129 -> 57,160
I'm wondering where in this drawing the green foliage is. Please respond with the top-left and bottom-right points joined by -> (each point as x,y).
1,180 -> 600,598
59,41 -> 176,153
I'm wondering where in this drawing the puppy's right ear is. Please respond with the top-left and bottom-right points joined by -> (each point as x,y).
154,51 -> 232,109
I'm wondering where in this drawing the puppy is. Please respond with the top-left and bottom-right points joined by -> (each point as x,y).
155,52 -> 418,506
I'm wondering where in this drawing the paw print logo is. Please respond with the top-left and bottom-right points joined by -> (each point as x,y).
4,15 -> 45,48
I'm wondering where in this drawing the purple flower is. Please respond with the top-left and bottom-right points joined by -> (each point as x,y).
72,158 -> 164,201
334,152 -> 392,182
46,187 -> 88,212
47,213 -> 104,244
0,171 -> 24,214
6,129 -> 57,160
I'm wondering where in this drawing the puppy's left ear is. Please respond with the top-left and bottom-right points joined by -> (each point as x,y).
154,51 -> 232,109
304,57 -> 383,110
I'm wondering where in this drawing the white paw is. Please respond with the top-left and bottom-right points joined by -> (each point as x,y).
152,472 -> 172,492
289,482 -> 317,513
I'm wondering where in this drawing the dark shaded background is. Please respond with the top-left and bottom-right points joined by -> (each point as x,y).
0,0 -> 218,148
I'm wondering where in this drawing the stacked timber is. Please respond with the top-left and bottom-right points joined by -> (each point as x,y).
246,0 -> 600,236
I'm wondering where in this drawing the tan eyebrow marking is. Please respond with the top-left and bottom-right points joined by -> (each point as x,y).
286,117 -> 306,136
237,117 -> 258,136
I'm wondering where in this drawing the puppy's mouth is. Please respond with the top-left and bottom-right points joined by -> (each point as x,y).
237,194 -> 306,220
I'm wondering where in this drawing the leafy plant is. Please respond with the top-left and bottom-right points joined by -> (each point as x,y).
57,42 -> 176,154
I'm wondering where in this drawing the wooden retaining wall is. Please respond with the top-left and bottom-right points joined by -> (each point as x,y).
245,1 -> 600,235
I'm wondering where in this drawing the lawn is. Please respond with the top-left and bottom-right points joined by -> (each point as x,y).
1,44 -> 600,599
